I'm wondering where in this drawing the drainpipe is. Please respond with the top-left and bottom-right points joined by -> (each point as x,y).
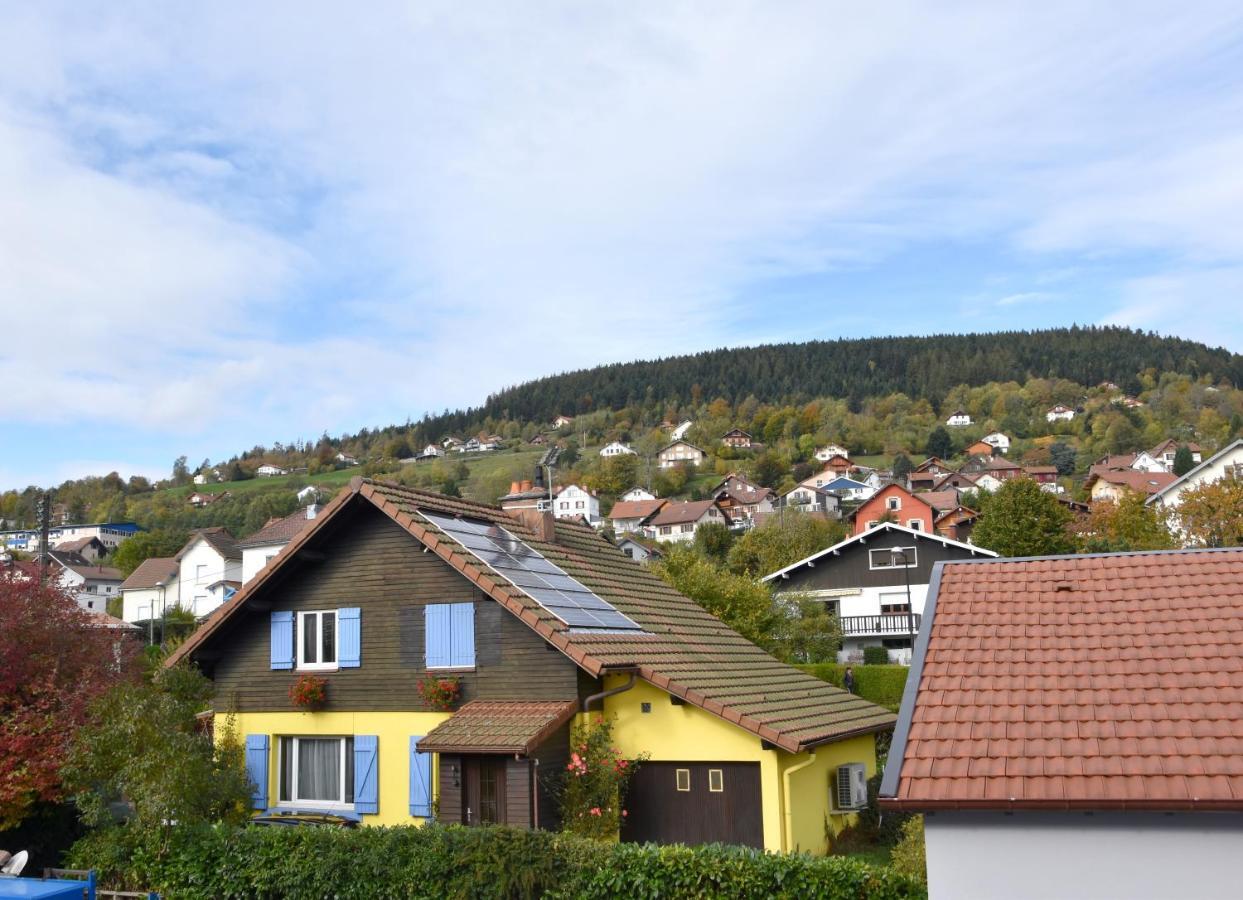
581,670 -> 638,713
781,750 -> 817,853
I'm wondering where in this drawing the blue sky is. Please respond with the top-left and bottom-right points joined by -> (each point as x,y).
3,2 -> 1243,489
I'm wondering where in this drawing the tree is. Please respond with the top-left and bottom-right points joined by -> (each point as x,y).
65,664 -> 251,829
770,595 -> 842,664
0,579 -> 141,829
693,521 -> 734,562
1172,445 -> 1196,476
972,478 -> 1075,557
752,452 -> 789,489
726,512 -> 847,578
925,426 -> 953,460
1077,494 -> 1176,552
111,528 -> 191,577
891,454 -> 914,484
1049,441 -> 1077,476
1175,476 -> 1243,548
171,456 -> 191,486
651,545 -> 778,652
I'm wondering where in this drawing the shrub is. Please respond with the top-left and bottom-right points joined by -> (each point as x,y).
863,646 -> 891,666
799,664 -> 910,712
416,673 -> 461,711
69,822 -> 927,900
890,816 -> 927,888
557,718 -> 645,840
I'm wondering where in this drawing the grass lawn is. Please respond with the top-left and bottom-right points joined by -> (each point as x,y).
182,468 -> 358,496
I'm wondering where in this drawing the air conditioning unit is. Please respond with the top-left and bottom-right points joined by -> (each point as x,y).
834,763 -> 868,811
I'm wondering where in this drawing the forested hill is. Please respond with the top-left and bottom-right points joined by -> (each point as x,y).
422,327 -> 1241,434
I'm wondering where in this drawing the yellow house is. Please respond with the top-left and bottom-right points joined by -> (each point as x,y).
169,478 -> 894,853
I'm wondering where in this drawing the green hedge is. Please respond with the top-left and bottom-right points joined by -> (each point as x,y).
799,664 -> 910,712
69,823 -> 926,900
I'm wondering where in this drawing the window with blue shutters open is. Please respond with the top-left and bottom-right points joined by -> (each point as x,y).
271,608 -> 360,671
410,736 -> 432,818
425,602 -> 475,669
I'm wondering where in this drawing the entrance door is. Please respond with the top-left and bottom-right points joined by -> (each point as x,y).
621,762 -> 763,848
462,756 -> 507,825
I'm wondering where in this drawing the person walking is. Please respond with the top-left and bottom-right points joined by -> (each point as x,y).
844,666 -> 856,694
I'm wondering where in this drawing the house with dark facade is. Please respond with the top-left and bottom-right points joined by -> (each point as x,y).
763,523 -> 995,664
168,479 -> 894,852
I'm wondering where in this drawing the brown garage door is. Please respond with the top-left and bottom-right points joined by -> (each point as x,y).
621,762 -> 763,848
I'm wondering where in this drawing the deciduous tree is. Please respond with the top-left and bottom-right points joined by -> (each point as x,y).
726,512 -> 846,577
1077,494 -> 1176,552
1175,476 -> 1243,548
972,478 -> 1075,557
652,545 -> 778,652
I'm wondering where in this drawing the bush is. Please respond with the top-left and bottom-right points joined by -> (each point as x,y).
863,646 -> 891,666
69,822 -> 927,900
890,816 -> 926,888
798,664 -> 910,712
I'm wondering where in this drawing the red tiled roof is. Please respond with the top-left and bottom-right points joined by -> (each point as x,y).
915,490 -> 960,512
883,549 -> 1243,811
120,557 -> 179,590
417,700 -> 578,754
608,499 -> 667,521
1087,470 -> 1177,495
238,508 -> 316,548
646,500 -> 722,527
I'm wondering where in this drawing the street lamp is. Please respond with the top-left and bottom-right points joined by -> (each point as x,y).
890,547 -> 915,663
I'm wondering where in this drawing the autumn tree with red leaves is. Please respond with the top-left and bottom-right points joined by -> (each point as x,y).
0,577 -> 141,828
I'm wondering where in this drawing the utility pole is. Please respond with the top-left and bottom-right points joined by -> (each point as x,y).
36,490 -> 52,586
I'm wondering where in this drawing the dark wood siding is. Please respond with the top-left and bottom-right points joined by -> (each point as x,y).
621,762 -> 763,848
205,500 -> 582,712
774,530 -> 982,594
532,723 -> 570,831
504,758 -> 531,828
438,754 -> 463,823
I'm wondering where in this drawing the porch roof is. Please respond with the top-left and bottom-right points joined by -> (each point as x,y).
417,700 -> 579,755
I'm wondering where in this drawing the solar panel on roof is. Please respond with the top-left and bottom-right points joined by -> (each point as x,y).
419,510 -> 644,633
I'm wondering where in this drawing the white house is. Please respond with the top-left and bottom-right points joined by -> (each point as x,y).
797,469 -> 875,500
880,548 -> 1243,900
608,498 -> 666,534
599,441 -> 637,458
814,444 -> 850,461
296,485 -> 322,503
980,432 -> 1010,454
46,551 -> 125,614
239,505 -> 319,583
256,464 -> 289,477
119,557 -> 180,623
670,420 -> 693,441
176,527 -> 242,617
1145,438 -> 1243,520
644,500 -> 728,543
615,536 -> 662,564
656,440 -> 707,469
620,486 -> 656,502
972,472 -> 1005,492
554,484 -> 601,525
552,414 -> 574,428
1149,439 -> 1203,470
1130,450 -> 1168,473
335,452 -> 360,466
1046,404 -> 1076,422
422,444 -> 445,458
945,410 -> 972,427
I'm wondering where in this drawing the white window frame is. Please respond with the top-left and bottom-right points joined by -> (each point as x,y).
278,736 -> 354,810
907,519 -> 923,531
675,768 -> 691,792
297,609 -> 339,671
887,497 -> 901,511
869,546 -> 918,570
708,769 -> 724,792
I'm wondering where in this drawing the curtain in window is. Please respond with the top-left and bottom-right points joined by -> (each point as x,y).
298,738 -> 340,801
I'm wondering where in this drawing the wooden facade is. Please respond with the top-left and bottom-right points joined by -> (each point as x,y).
775,528 -> 982,594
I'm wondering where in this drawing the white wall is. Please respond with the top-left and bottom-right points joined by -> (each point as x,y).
554,485 -> 600,524
121,583 -> 175,623
178,540 -> 241,616
1151,444 -> 1243,511
242,544 -> 284,584
926,811 -> 1243,900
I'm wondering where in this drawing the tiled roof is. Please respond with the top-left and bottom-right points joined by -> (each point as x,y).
82,609 -> 141,631
1149,439 -> 1201,457
915,490 -> 961,512
417,700 -> 578,754
882,549 -> 1243,811
608,499 -> 667,521
172,479 -> 894,753
120,557 -> 179,590
54,536 -> 101,553
1092,453 -> 1138,471
646,500 -> 721,527
238,508 -> 316,548
1022,465 -> 1059,475
1086,470 -> 1177,495
178,526 -> 240,560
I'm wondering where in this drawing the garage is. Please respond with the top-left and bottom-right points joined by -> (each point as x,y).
621,761 -> 763,848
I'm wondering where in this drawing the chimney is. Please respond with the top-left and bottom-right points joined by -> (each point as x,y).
513,507 -> 556,542
509,481 -> 521,495
306,504 -> 320,520
520,479 -> 533,492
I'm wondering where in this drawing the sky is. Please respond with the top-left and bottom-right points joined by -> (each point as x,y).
3,2 -> 1243,489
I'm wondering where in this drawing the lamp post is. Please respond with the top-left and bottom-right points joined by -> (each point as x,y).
891,547 -> 915,663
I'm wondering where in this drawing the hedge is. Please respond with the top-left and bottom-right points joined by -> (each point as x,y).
798,663 -> 910,712
69,823 -> 926,900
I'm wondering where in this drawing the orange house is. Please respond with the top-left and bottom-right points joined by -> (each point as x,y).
853,484 -> 935,535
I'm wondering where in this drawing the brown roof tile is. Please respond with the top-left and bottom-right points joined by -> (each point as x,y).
608,499 -> 667,521
416,700 -> 578,754
238,508 -> 317,547
119,557 -> 179,590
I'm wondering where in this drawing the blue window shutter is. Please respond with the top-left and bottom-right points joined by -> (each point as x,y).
354,735 -> 379,815
244,734 -> 269,809
270,612 -> 293,670
409,736 -> 432,818
338,607 -> 361,668
425,605 -> 451,668
450,602 -> 475,668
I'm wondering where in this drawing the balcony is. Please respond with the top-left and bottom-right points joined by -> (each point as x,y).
839,613 -> 921,637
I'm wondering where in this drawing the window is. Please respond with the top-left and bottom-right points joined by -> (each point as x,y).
298,610 -> 338,670
278,736 -> 354,808
708,769 -> 724,792
675,768 -> 691,791
887,497 -> 900,511
869,547 -> 918,569
907,519 -> 922,531
623,547 -> 634,558
680,523 -> 694,533
425,603 -> 475,669
659,526 -> 672,535
196,564 -> 207,581
881,592 -> 911,615
575,501 -> 584,509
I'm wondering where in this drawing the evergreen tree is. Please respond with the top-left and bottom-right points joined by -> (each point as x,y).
925,426 -> 953,460
1172,445 -> 1196,476
1049,441 -> 1077,476
891,454 -> 914,483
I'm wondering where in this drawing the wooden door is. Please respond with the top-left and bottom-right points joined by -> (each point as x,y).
621,762 -> 763,848
462,756 -> 507,826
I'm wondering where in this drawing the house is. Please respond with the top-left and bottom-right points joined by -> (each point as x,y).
256,464 -> 289,478
812,476 -> 873,503
720,429 -> 753,449
240,506 -> 320,583
120,557 -> 180,623
176,527 -> 243,617
166,479 -> 894,850
880,548 -> 1243,900
1145,438 -> 1243,516
711,473 -> 775,524
52,535 -> 107,563
980,432 -> 1010,454
47,551 -> 125,614
335,453 -> 361,467
763,523 -> 994,665
777,486 -> 842,519
441,437 -> 463,450
192,469 -> 220,485
1118,396 -> 1144,408
670,420 -> 693,441
421,444 -> 445,458
599,441 -> 637,458
1022,465 -> 1059,488
854,485 -> 936,534
972,472 -> 1006,492
813,444 -> 850,461
945,410 -> 972,427
1093,450 -> 1167,474
932,505 -> 979,544
1148,439 -> 1203,470
608,498 -> 667,534
552,414 -> 574,428
553,485 -> 601,526
645,500 -> 729,543
297,485 -> 324,504
620,486 -> 656,502
188,491 -> 224,508
929,471 -> 979,493
1085,469 -> 1177,503
656,440 -> 707,469
0,521 -> 139,556
1045,403 -> 1076,422
963,439 -> 994,458
907,471 -> 939,491
614,535 -> 663,564
914,457 -> 956,476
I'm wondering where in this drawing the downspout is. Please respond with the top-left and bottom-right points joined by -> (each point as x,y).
582,670 -> 638,713
781,750 -> 817,853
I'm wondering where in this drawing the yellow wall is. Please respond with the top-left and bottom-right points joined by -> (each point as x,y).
230,710 -> 449,827
591,675 -> 878,854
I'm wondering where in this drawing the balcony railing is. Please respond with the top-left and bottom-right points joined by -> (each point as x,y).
839,614 -> 921,637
